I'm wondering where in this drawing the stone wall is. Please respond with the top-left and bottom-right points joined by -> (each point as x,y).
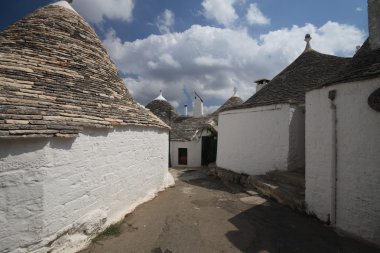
305,78 -> 380,245
0,126 -> 173,253
217,104 -> 291,175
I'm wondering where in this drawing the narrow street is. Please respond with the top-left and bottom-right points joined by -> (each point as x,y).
80,168 -> 379,253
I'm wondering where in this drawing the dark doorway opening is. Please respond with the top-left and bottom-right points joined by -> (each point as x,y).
178,148 -> 188,165
201,136 -> 217,166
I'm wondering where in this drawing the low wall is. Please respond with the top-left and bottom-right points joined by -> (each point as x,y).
0,126 -> 173,253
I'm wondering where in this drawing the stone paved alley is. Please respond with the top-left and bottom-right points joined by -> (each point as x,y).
80,168 -> 379,253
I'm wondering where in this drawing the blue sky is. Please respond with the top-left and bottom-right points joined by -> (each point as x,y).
0,0 -> 369,114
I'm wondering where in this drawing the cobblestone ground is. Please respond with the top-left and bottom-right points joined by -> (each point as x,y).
79,168 -> 379,253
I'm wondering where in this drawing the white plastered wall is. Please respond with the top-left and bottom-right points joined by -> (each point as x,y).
217,104 -> 292,175
305,78 -> 380,245
0,126 -> 173,253
170,140 -> 202,167
170,130 -> 212,167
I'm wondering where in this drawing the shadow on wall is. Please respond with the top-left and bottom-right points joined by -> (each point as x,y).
49,137 -> 76,150
226,203 -> 380,253
0,137 -> 77,158
0,138 -> 49,158
83,127 -> 111,137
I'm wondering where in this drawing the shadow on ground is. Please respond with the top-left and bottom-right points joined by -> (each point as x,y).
176,168 -> 380,253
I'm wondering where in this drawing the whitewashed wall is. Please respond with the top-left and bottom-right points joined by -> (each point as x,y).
170,130 -> 212,167
305,78 -> 380,245
0,126 -> 173,253
217,104 -> 292,175
170,140 -> 202,167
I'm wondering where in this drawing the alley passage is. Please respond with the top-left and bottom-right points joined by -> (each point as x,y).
80,168 -> 379,253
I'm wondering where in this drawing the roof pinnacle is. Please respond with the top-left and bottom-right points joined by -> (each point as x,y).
233,87 -> 238,97
304,34 -> 312,52
154,90 -> 167,101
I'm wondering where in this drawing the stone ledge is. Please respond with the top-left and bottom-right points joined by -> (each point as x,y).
201,165 -> 306,213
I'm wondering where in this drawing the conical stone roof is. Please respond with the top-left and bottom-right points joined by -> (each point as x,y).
146,92 -> 178,125
212,95 -> 243,116
242,50 -> 349,108
224,41 -> 350,112
0,3 -> 168,138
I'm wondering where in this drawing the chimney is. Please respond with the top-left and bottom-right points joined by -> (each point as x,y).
193,91 -> 204,117
368,0 -> 380,50
255,79 -> 270,92
184,105 -> 188,116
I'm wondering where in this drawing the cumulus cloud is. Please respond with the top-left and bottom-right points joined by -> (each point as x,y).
201,0 -> 238,27
72,0 -> 134,24
246,3 -> 270,25
156,9 -> 175,34
104,22 -> 365,109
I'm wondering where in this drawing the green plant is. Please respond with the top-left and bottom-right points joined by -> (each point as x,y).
92,223 -> 121,242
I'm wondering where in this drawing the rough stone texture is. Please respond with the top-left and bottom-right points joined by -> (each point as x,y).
225,49 -> 349,111
170,116 -> 216,142
212,96 -> 243,116
204,166 -> 305,212
145,99 -> 178,125
0,126 -> 174,253
368,0 -> 380,50
0,4 -> 168,138
305,78 -> 380,245
321,39 -> 380,87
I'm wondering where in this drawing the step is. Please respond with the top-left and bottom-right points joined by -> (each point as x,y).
265,170 -> 305,188
248,175 -> 305,212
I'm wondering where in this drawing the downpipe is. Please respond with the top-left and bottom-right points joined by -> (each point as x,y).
328,90 -> 337,225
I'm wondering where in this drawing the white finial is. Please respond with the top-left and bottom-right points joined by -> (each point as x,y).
233,87 -> 238,97
50,1 -> 77,13
304,34 -> 312,51
154,90 -> 167,101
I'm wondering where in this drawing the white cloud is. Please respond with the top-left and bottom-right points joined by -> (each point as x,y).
104,22 -> 365,108
201,0 -> 238,27
72,0 -> 134,24
355,7 -> 363,12
246,3 -> 270,25
156,9 -> 175,34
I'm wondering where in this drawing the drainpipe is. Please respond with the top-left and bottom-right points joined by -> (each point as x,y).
328,89 -> 337,225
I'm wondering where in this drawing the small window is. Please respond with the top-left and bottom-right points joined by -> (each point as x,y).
178,148 -> 188,165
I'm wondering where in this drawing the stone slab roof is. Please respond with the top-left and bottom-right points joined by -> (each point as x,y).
146,99 -> 178,125
316,39 -> 380,88
212,96 -> 243,116
224,49 -> 349,111
0,4 -> 168,138
170,116 -> 216,142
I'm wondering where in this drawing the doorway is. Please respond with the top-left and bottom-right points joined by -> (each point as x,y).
201,136 -> 217,166
178,148 -> 188,165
